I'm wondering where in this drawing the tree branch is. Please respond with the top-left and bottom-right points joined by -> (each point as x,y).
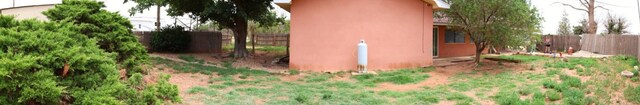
554,2 -> 588,12
595,6 -> 610,11
578,0 -> 589,8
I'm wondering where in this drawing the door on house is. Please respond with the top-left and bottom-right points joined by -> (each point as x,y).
433,28 -> 438,57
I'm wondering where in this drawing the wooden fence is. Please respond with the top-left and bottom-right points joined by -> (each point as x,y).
581,35 -> 640,58
134,31 -> 223,53
253,34 -> 289,46
536,35 -> 582,52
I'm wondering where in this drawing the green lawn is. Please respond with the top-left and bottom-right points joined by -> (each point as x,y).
151,55 -> 640,105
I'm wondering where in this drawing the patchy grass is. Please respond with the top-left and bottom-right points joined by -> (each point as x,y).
178,55 -> 205,64
151,57 -> 270,76
625,86 -> 640,104
492,55 -> 549,62
353,68 -> 432,86
149,55 -> 639,105
255,46 -> 287,52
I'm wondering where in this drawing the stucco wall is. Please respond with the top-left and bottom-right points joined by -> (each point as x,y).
290,0 -> 434,72
435,25 -> 483,58
0,5 -> 54,20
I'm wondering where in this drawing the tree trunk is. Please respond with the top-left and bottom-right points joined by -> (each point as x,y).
587,0 -> 596,34
232,20 -> 250,58
474,44 -> 482,65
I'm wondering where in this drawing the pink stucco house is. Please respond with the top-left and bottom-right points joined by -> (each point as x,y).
277,0 -> 483,72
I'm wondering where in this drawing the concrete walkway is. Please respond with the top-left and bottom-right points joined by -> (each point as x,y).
433,56 -> 475,67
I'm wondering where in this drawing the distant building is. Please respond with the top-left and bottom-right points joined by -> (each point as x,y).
0,4 -> 57,20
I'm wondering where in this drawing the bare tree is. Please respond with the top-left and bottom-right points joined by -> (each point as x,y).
556,0 -> 610,34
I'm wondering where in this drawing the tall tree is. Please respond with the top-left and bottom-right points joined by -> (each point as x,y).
556,0 -> 609,34
127,0 -> 284,58
441,0 -> 541,64
603,13 -> 628,35
557,11 -> 573,35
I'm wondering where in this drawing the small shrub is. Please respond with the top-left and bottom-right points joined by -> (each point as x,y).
546,90 -> 562,101
151,25 -> 191,52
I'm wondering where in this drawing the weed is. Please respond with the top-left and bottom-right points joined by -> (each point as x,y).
611,55 -> 639,67
546,90 -> 562,101
239,75 -> 248,79
187,86 -> 207,94
632,77 -> 640,82
288,69 -> 300,75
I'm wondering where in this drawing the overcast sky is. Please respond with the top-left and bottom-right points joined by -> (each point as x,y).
1,0 -> 638,34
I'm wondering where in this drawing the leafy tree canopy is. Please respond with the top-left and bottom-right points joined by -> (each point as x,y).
43,0 -> 149,75
127,0 -> 285,58
441,0 -> 542,64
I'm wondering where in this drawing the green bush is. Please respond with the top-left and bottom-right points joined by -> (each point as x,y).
151,25 -> 191,52
43,0 -> 149,76
0,11 -> 178,104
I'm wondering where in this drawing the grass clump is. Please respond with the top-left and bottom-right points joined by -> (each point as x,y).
353,68 -> 431,85
289,69 -> 300,75
562,89 -> 592,105
187,86 -> 207,94
611,55 -> 639,67
493,91 -> 529,105
178,55 -> 205,64
560,75 -> 583,88
545,69 -> 562,76
546,90 -> 562,101
624,86 -> 640,104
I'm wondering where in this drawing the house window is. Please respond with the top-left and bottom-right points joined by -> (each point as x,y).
445,29 -> 465,43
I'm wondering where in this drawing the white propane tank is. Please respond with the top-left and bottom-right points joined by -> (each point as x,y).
358,40 -> 368,73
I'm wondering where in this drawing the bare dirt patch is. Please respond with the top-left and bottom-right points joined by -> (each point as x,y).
144,66 -> 212,105
371,60 -> 528,92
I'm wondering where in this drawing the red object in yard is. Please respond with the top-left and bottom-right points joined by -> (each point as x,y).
568,47 -> 574,55
559,52 -> 563,57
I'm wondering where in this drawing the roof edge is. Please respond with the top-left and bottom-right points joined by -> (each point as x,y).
0,4 -> 57,11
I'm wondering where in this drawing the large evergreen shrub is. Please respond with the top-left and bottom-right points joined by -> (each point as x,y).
151,25 -> 191,52
43,0 -> 149,76
0,10 -> 178,105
